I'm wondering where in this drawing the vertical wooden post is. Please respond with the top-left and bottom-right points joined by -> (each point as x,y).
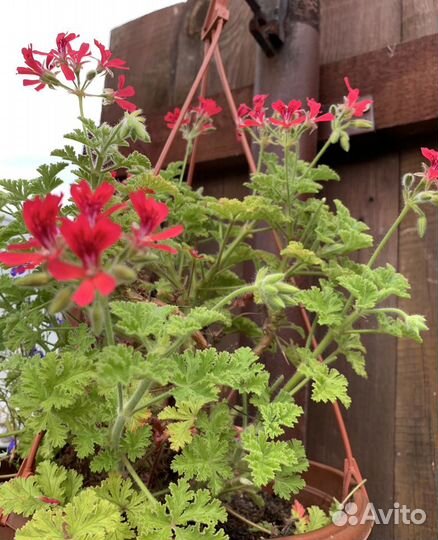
254,0 -> 320,160
251,1 -> 321,444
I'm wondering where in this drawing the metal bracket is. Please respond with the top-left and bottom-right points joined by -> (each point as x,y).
245,0 -> 288,57
201,0 -> 230,41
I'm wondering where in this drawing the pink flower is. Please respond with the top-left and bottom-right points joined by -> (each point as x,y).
306,98 -> 335,125
130,191 -> 184,253
0,194 -> 62,269
164,98 -> 221,133
48,216 -> 121,307
71,180 -> 126,226
343,77 -> 373,118
270,100 -> 305,129
112,75 -> 137,112
17,45 -> 56,91
94,39 -> 128,74
421,147 -> 438,183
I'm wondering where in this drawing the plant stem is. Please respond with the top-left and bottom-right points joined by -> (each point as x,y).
0,429 -> 23,439
179,140 -> 192,184
300,138 -> 332,178
212,285 -> 255,311
121,455 -> 158,506
225,505 -> 272,536
367,204 -> 411,268
77,95 -> 94,166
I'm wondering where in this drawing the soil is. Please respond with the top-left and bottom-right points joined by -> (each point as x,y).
224,492 -> 296,539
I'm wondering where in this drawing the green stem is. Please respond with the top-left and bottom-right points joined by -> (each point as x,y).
77,95 -> 94,166
121,455 -> 158,506
0,429 -> 23,439
300,138 -> 332,178
131,388 -> 173,414
367,204 -> 411,268
212,285 -> 255,311
179,140 -> 192,184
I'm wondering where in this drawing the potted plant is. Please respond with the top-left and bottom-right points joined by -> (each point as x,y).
0,32 -> 436,539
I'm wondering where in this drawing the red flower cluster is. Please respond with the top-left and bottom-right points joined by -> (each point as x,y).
237,95 -> 334,131
164,97 -> 222,135
0,182 -> 183,307
421,147 -> 438,184
17,33 -> 137,112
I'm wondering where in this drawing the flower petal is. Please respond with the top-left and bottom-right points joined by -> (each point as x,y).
48,259 -> 85,281
72,280 -> 96,307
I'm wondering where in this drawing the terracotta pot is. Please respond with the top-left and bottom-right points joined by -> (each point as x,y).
0,460 -> 372,540
275,461 -> 373,540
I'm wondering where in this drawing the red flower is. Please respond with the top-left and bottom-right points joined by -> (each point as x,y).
0,194 -> 62,269
164,107 -> 190,129
50,32 -> 80,81
49,216 -> 121,307
71,180 -> 126,226
270,100 -> 305,129
94,39 -> 128,74
306,98 -> 335,125
130,191 -> 184,253
17,45 -> 56,91
237,94 -> 268,128
421,147 -> 438,183
196,97 -> 222,118
343,77 -> 372,118
112,75 -> 137,112
68,42 -> 91,74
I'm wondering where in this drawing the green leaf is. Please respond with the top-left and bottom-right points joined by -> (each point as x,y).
98,345 -> 143,386
242,427 -> 298,487
133,480 -> 226,539
172,405 -> 234,494
281,241 -> 323,266
256,399 -> 303,438
376,312 -> 428,343
121,426 -> 152,461
299,359 -> 351,408
296,284 -> 345,326
159,401 -> 203,451
16,490 -> 131,540
306,506 -> 331,532
0,477 -> 44,517
340,274 -> 379,309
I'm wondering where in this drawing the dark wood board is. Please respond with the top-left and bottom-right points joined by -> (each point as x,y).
306,150 -> 400,540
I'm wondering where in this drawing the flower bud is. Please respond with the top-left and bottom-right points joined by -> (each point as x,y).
16,272 -> 51,287
417,215 -> 427,238
351,119 -> 373,129
49,288 -> 73,314
86,70 -> 97,81
112,264 -> 137,283
330,129 -> 341,144
340,132 -> 350,152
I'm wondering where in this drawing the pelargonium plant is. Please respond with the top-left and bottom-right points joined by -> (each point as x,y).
0,32 -> 436,539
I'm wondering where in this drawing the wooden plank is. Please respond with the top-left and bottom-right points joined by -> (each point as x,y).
395,146 -> 438,540
402,0 -> 438,42
306,151 -> 400,540
320,33 -> 438,133
320,0 -> 401,64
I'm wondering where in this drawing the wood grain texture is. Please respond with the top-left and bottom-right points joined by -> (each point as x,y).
402,0 -> 438,41
306,151 -> 400,540
395,146 -> 438,539
320,33 -> 438,133
320,0 -> 401,64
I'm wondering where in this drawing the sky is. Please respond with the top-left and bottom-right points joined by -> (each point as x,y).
0,1 -> 186,180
